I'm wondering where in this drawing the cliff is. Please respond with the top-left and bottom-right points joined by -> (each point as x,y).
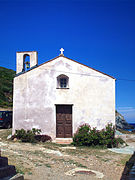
115,110 -> 134,130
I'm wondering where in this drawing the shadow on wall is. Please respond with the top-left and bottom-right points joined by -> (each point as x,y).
120,152 -> 135,180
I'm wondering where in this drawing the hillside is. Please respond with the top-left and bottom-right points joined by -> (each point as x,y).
0,66 -> 15,108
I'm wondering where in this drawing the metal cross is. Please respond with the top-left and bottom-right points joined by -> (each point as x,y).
60,48 -> 64,55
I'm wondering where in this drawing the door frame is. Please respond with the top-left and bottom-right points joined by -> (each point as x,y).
55,104 -> 73,138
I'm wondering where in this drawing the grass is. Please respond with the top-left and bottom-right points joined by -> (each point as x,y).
4,152 -> 32,176
51,158 -> 87,168
77,163 -> 87,168
33,150 -> 42,155
16,166 -> 25,175
22,150 -> 51,160
1,128 -> 133,180
65,146 -> 111,157
35,163 -> 42,167
45,163 -> 51,168
43,142 -> 71,150
16,166 -> 32,175
120,155 -> 132,166
101,158 -> 111,162
0,128 -> 12,140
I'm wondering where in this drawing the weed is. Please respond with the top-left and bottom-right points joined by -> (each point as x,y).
96,155 -> 101,159
120,155 -> 131,165
101,158 -> 110,162
16,166 -> 25,175
33,150 -> 41,155
35,163 -> 42,167
77,163 -> 87,168
45,163 -> 51,168
0,129 -> 12,140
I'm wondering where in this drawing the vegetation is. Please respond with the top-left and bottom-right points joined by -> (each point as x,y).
12,128 -> 52,143
72,123 -> 125,148
0,66 -> 15,108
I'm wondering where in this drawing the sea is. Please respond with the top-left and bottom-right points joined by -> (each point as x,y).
127,123 -> 135,132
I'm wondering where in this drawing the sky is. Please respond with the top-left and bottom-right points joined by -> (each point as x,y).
0,0 -> 135,123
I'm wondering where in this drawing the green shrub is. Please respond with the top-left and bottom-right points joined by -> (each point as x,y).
14,128 -> 41,143
72,123 -> 124,148
116,137 -> 125,145
72,124 -> 90,146
13,128 -> 52,143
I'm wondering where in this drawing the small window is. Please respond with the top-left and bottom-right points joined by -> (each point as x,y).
57,74 -> 69,89
60,78 -> 67,88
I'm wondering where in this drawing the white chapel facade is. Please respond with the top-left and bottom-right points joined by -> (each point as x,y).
13,49 -> 115,143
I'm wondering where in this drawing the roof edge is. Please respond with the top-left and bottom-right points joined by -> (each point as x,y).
38,55 -> 116,80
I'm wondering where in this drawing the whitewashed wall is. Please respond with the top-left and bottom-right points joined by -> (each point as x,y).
13,55 -> 115,140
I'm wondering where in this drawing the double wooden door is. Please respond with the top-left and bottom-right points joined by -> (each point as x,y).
56,105 -> 72,138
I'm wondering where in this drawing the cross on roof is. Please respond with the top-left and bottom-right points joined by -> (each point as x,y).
60,48 -> 64,55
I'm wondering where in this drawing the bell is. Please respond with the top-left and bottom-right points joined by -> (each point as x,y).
25,61 -> 30,69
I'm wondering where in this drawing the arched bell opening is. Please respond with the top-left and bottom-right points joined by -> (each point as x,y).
23,54 -> 30,72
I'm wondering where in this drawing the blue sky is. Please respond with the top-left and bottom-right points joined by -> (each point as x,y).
0,0 -> 135,123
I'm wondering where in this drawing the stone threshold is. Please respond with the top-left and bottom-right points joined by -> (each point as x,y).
54,138 -> 73,144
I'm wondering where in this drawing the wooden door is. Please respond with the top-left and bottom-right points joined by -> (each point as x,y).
56,105 -> 72,138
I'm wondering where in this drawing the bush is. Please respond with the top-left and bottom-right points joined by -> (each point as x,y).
35,135 -> 52,142
13,128 -> 51,143
116,137 -> 125,145
14,128 -> 41,143
72,123 -> 124,148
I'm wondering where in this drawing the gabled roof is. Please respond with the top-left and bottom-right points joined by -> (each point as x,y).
16,54 -> 115,80
38,55 -> 115,80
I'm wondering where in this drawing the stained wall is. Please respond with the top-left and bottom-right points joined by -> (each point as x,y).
13,55 -> 115,140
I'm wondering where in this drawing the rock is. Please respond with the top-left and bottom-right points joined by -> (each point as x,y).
117,142 -> 127,148
13,138 -> 17,142
115,111 -> 134,130
60,146 -> 76,150
7,134 -> 12,140
42,148 -> 63,156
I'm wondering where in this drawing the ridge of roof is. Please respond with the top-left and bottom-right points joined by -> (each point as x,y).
38,55 -> 115,80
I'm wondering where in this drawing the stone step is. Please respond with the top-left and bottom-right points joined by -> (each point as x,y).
0,175 -> 15,180
0,165 -> 16,178
9,173 -> 24,180
0,173 -> 24,180
55,138 -> 73,144
0,157 -> 8,167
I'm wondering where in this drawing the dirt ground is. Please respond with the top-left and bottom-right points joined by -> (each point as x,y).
0,129 -> 133,180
